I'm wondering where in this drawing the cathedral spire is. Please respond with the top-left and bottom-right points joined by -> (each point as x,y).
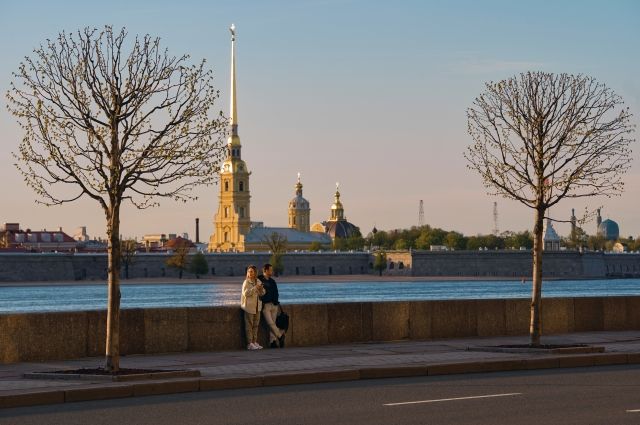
229,24 -> 240,146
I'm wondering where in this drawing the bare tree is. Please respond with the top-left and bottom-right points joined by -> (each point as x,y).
7,26 -> 227,371
120,238 -> 138,279
263,232 -> 288,276
466,72 -> 634,346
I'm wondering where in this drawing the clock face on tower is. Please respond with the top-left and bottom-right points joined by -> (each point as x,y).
223,163 -> 230,173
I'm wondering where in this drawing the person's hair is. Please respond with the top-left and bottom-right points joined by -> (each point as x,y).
263,263 -> 273,272
246,265 -> 257,274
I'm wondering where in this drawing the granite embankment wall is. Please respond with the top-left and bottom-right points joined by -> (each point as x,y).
1,250 -> 639,282
410,251 -> 640,278
0,252 -> 370,282
2,297 -> 640,363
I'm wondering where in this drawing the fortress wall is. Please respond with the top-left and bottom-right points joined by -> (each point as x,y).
0,254 -> 76,282
3,296 -> 640,363
0,252 -> 371,282
1,250 -> 639,282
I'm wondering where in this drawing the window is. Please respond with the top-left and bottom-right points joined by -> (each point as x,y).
239,207 -> 245,218
224,232 -> 229,242
224,181 -> 229,191
224,206 -> 229,218
239,181 -> 244,191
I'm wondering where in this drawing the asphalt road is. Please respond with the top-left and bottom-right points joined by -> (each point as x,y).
2,365 -> 640,425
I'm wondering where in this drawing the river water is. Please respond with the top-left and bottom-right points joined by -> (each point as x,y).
1,279 -> 639,313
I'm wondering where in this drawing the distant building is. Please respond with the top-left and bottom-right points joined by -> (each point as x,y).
73,226 -> 90,242
596,208 -> 620,241
319,184 -> 360,241
1,223 -> 76,252
207,26 -> 343,253
543,219 -> 561,251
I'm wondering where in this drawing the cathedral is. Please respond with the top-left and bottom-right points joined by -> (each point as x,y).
208,25 -> 359,253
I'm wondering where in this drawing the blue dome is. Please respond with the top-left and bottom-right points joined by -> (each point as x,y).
598,219 -> 619,241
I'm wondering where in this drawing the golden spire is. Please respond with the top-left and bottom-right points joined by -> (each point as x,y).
229,23 -> 240,146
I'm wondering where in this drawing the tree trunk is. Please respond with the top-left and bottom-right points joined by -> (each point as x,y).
529,206 -> 545,346
105,203 -> 122,372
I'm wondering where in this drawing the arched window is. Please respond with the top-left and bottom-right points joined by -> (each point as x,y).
224,232 -> 229,242
224,181 -> 229,191
239,207 -> 245,218
224,206 -> 229,218
239,181 -> 244,191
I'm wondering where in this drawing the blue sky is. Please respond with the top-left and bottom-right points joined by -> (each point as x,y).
1,0 -> 639,240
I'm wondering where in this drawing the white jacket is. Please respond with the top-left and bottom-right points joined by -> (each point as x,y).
241,279 -> 265,314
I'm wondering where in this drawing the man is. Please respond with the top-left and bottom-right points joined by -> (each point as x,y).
259,263 -> 286,348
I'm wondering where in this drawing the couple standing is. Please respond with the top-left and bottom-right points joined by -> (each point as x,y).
240,263 -> 286,350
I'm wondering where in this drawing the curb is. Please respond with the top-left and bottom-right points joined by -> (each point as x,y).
2,352 -> 639,409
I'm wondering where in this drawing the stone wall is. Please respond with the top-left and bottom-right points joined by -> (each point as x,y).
0,252 -> 370,282
2,297 -> 640,363
410,250 -> 640,279
1,250 -> 639,282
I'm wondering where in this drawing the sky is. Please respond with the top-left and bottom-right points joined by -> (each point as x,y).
1,0 -> 639,241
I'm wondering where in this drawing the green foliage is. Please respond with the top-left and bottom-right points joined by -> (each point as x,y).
373,251 -> 387,276
165,241 -> 191,279
309,241 -> 322,252
263,232 -> 287,275
189,251 -> 208,278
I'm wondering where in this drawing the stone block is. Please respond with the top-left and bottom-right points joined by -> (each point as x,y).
359,366 -> 427,379
188,306 -> 244,351
625,297 -> 640,329
541,298 -> 574,335
0,391 -> 65,409
327,303 -> 366,344
430,300 -> 478,339
264,370 -> 361,386
476,299 -> 506,337
143,308 -> 188,354
121,309 -> 146,355
524,357 -> 560,370
360,303 -> 373,341
573,297 -> 603,332
409,301 -> 433,340
288,304 -> 328,347
86,309 -> 145,357
132,379 -> 199,396
200,376 -> 264,391
557,355 -> 594,368
505,299 -> 529,336
371,302 -> 410,341
603,297 -> 627,330
65,385 -> 133,402
0,312 -> 87,363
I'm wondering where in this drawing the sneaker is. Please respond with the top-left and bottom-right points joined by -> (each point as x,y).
247,343 -> 256,350
270,341 -> 278,348
254,343 -> 263,349
278,334 -> 285,348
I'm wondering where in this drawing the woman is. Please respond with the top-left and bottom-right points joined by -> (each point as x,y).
240,265 -> 265,350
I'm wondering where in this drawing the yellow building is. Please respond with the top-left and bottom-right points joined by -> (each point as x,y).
208,24 -> 251,252
208,25 -> 350,253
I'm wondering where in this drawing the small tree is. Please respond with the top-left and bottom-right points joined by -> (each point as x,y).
8,26 -> 227,371
373,251 -> 387,276
189,251 -> 208,278
166,240 -> 191,279
309,241 -> 322,252
466,72 -> 634,346
263,232 -> 287,276
120,239 -> 138,279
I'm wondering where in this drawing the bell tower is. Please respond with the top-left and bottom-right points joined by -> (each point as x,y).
209,24 -> 251,252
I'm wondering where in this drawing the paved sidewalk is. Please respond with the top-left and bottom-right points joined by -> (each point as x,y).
2,330 -> 640,409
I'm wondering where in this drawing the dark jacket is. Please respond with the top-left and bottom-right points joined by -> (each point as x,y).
258,274 -> 279,305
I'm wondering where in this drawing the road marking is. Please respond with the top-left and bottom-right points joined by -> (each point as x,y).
384,393 -> 522,406
627,409 -> 640,413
